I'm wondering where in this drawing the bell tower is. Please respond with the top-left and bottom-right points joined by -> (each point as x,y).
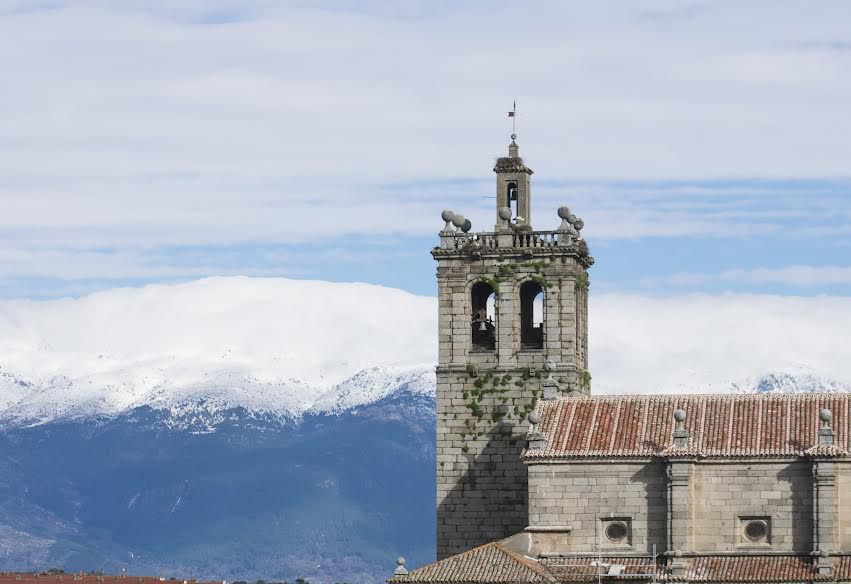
494,139 -> 533,228
433,136 -> 594,558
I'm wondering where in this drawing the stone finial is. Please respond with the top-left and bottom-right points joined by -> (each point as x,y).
556,206 -> 577,236
672,409 -> 688,449
528,410 -> 541,427
818,408 -> 835,447
527,410 -> 547,450
461,219 -> 472,233
670,550 -> 686,577
816,550 -> 833,576
541,359 -> 558,400
394,557 -> 408,576
440,209 -> 454,233
543,359 -> 557,379
451,214 -> 466,232
498,207 -> 512,221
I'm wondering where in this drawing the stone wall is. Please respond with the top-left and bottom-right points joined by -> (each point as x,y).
526,462 -> 667,552
525,459 -> 851,556
693,462 -> 813,552
435,250 -> 590,558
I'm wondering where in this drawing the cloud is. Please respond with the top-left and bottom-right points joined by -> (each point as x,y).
1,1 -> 851,292
590,292 -> 851,393
0,277 -> 849,408
664,265 -> 851,287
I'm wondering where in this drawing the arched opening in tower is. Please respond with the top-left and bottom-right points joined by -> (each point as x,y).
507,182 -> 518,220
471,281 -> 496,350
520,281 -> 544,349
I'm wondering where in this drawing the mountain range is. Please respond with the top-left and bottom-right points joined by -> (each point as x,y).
0,277 -> 848,583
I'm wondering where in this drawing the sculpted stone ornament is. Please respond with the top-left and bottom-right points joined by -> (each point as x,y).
441,209 -> 455,233
451,214 -> 466,231
394,557 -> 408,576
528,410 -> 541,427
526,410 -> 547,450
542,359 -> 559,400
543,359 -> 557,378
556,206 -> 576,238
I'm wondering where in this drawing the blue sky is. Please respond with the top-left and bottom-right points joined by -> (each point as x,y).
1,0 -> 850,300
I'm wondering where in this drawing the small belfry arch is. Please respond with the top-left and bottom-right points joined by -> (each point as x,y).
519,280 -> 544,350
506,181 -> 518,220
470,281 -> 496,350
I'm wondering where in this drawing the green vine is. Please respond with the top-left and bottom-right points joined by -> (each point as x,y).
581,370 -> 592,389
456,364 -> 549,450
531,273 -> 553,289
575,271 -> 590,291
478,276 -> 501,294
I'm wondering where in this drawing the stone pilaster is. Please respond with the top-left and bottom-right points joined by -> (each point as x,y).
812,460 -> 838,574
667,460 -> 695,557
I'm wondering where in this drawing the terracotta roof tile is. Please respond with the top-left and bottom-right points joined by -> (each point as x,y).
525,394 -> 851,459
388,543 -> 556,584
680,555 -> 819,582
394,553 -> 851,584
542,556 -> 661,582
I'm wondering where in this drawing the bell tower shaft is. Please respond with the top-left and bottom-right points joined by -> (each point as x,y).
433,138 -> 594,559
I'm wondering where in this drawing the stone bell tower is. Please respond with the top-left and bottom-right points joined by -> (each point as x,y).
433,137 -> 594,558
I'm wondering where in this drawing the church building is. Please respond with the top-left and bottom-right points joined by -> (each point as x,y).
390,136 -> 851,583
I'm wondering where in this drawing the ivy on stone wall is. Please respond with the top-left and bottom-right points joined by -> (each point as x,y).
456,363 -> 549,452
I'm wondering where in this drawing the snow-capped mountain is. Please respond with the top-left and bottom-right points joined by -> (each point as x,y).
0,277 -> 437,427
4,278 -> 851,427
732,366 -> 850,395
1,277 -> 850,581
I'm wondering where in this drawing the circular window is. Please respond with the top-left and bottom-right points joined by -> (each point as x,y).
744,521 -> 767,541
605,522 -> 628,542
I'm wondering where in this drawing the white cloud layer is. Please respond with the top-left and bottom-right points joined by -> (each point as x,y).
1,1 -> 851,286
0,277 -> 848,422
590,292 -> 851,393
665,265 -> 851,287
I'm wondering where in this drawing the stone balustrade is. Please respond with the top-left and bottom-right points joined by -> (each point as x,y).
441,230 -> 573,250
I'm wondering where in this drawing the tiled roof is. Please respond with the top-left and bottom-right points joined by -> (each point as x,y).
680,555 -> 820,582
392,552 -> 851,584
524,394 -> 851,459
542,556 -> 661,582
388,543 -> 556,584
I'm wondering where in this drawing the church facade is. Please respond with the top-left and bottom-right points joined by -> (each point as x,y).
391,138 -> 851,583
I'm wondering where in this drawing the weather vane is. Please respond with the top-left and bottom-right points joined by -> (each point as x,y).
508,99 -> 517,140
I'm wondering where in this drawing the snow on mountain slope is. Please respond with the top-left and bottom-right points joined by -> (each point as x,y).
2,278 -> 851,426
732,366 -> 849,394
309,365 -> 435,415
0,277 -> 436,425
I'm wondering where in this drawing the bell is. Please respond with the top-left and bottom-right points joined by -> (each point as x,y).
479,320 -> 487,331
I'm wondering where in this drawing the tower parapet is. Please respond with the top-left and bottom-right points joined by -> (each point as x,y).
433,139 -> 594,558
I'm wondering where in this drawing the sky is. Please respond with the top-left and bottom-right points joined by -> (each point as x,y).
1,0 -> 850,301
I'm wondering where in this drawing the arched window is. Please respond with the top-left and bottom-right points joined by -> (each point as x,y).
471,281 -> 496,350
520,281 -> 544,349
506,182 -> 518,219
